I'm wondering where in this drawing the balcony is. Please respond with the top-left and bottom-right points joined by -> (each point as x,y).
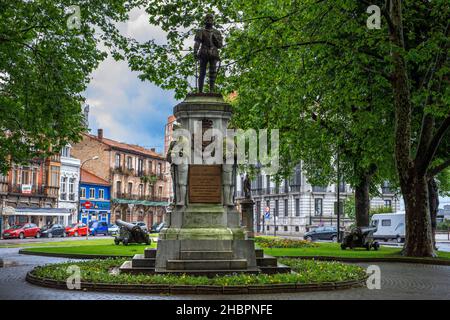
8,184 -> 58,198
312,186 -> 328,193
113,192 -> 168,203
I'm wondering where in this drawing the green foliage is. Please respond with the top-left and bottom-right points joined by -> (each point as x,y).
370,206 -> 394,215
0,0 -> 144,173
32,257 -> 366,285
436,220 -> 450,231
255,236 -> 318,249
344,196 -> 356,221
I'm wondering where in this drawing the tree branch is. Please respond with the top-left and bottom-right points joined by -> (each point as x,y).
420,113 -> 450,175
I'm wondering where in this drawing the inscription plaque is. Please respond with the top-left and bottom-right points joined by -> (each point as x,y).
189,165 -> 222,203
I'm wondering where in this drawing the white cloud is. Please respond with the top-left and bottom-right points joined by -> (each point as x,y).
85,8 -> 177,153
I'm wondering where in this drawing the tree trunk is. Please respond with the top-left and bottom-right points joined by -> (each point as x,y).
401,170 -> 435,257
389,0 -> 435,257
428,178 -> 439,249
354,174 -> 371,227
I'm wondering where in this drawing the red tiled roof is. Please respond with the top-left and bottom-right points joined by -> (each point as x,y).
84,133 -> 165,159
80,169 -> 109,186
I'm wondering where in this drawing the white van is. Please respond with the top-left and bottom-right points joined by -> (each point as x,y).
370,212 -> 405,243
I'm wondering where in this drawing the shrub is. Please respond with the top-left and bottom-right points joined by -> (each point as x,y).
254,236 -> 318,248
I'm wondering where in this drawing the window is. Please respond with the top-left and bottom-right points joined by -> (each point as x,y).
295,198 -> 300,216
148,160 -> 153,173
116,181 -> 122,195
21,168 -> 31,185
283,226 -> 288,232
275,200 -> 279,217
80,187 -> 86,199
314,198 -> 323,216
158,186 -> 163,197
275,226 -> 279,231
115,153 -> 121,168
284,199 -> 288,216
127,157 -> 133,170
266,175 -> 271,194
381,219 -> 391,227
157,163 -> 162,176
98,189 -> 104,200
267,226 -> 270,231
60,177 -> 67,200
384,200 -> 392,208
138,159 -> 144,176
69,178 -> 75,200
138,184 -> 144,197
61,146 -> 71,157
295,226 -> 299,232
127,182 -> 133,195
89,188 -> 95,199
50,166 -> 59,186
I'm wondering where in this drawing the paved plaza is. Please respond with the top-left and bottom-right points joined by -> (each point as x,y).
0,247 -> 449,300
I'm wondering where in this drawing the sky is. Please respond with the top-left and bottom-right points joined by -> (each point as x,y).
84,8 -> 176,153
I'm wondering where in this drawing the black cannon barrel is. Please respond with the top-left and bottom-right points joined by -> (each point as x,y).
116,219 -> 140,232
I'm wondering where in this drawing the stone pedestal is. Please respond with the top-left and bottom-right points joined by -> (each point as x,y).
120,93 -> 290,276
240,199 -> 255,238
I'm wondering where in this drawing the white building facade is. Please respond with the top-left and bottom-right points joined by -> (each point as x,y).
57,145 -> 81,225
235,164 -> 401,236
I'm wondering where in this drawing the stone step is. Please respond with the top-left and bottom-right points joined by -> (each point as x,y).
180,250 -> 233,260
144,248 -> 157,259
255,249 -> 264,258
166,259 -> 248,271
256,255 -> 278,267
131,254 -> 155,268
119,261 -> 156,275
259,263 -> 292,275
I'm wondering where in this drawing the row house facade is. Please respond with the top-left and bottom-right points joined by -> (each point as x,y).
71,129 -> 169,227
58,145 -> 81,225
236,164 -> 400,236
0,154 -> 71,234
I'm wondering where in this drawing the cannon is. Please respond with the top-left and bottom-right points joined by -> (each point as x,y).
114,219 -> 151,246
341,226 -> 379,251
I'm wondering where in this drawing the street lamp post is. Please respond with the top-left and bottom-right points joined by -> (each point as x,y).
78,156 -> 99,240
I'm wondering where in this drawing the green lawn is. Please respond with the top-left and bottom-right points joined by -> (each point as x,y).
263,242 -> 450,260
15,240 -> 450,261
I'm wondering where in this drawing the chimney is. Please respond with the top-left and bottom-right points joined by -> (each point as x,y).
97,129 -> 103,140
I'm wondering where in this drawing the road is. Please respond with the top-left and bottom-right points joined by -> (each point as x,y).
0,247 -> 449,300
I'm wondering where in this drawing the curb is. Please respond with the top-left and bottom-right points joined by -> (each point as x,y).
277,256 -> 450,266
19,250 -> 131,259
25,271 -> 366,295
19,250 -> 450,266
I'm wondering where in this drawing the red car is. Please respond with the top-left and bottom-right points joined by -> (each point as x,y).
2,223 -> 41,239
65,223 -> 89,237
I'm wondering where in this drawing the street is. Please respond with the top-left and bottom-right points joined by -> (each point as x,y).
0,246 -> 449,300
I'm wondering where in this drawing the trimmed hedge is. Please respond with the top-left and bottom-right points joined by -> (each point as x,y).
255,236 -> 318,249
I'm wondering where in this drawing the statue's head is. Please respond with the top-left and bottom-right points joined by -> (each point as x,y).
204,13 -> 214,28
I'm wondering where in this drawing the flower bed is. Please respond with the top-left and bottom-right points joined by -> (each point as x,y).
31,258 -> 365,286
255,236 -> 318,249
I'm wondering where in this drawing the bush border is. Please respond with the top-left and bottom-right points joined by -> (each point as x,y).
25,270 -> 366,295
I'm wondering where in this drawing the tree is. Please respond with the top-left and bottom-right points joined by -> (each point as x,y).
120,0 -> 449,256
0,0 -> 144,173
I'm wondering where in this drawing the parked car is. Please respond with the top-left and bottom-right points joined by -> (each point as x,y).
371,212 -> 405,243
40,224 -> 66,238
132,221 -> 148,232
65,223 -> 89,237
303,226 -> 339,242
150,222 -> 166,233
89,221 -> 109,236
2,223 -> 41,239
108,224 -> 120,236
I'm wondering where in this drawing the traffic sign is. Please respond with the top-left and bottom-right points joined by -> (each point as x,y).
83,201 -> 92,209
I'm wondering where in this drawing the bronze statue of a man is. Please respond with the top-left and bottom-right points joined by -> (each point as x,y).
194,14 -> 223,93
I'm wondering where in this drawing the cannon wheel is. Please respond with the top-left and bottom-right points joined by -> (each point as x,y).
114,238 -> 120,246
123,238 -> 129,246
373,242 -> 380,251
340,243 -> 346,250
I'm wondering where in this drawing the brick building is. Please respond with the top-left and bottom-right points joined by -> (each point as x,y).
0,154 -> 67,233
71,129 -> 169,226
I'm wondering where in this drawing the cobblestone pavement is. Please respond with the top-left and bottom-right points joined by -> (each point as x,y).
0,248 -> 449,300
